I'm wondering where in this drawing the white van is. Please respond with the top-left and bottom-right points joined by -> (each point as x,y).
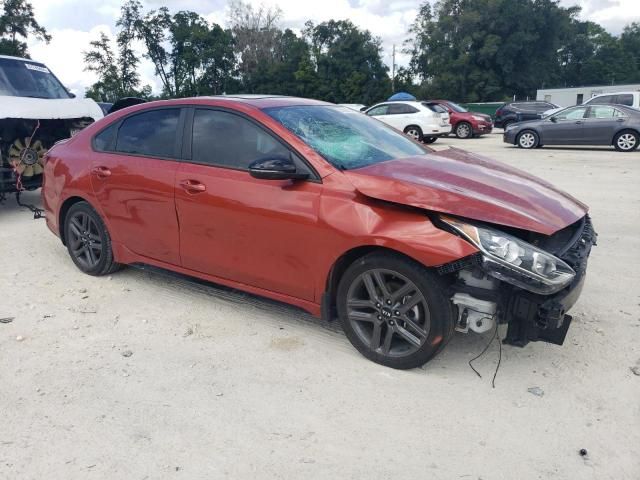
543,92 -> 640,117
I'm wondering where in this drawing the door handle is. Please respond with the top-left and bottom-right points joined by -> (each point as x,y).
179,180 -> 206,194
617,118 -> 625,122
91,166 -> 111,178
575,121 -> 583,124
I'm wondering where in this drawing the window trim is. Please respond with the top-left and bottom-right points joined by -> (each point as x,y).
91,106 -> 186,161
182,106 -> 321,182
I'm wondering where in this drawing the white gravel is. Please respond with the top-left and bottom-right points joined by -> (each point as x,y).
1,133 -> 639,479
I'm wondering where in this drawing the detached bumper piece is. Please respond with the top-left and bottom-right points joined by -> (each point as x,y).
504,216 -> 597,347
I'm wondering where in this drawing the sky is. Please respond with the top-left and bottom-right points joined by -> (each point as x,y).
24,0 -> 640,96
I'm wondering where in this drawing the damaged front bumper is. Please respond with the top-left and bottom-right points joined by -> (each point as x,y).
503,216 -> 596,346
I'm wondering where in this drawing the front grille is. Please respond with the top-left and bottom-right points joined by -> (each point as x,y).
437,253 -> 483,275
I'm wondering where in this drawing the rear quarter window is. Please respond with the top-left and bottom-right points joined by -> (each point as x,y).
93,123 -> 117,152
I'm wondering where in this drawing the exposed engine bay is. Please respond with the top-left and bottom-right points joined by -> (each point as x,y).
0,117 -> 95,194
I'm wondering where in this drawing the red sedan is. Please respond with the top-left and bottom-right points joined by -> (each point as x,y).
428,100 -> 493,139
42,96 -> 596,369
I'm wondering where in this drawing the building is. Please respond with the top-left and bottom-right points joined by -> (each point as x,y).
536,83 -> 640,107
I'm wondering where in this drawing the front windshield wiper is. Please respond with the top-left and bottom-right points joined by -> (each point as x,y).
21,94 -> 53,99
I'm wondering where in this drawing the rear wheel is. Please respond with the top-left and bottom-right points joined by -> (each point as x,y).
423,137 -> 437,144
403,126 -> 423,142
337,252 -> 454,369
64,202 -> 121,276
517,130 -> 539,149
455,122 -> 472,139
613,130 -> 639,152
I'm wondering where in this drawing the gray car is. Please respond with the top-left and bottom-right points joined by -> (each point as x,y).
503,104 -> 640,152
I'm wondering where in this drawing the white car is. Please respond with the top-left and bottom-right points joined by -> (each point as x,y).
542,91 -> 640,117
1,55 -> 103,194
364,101 -> 451,143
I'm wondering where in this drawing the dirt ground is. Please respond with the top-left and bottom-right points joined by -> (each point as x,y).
1,132 -> 639,480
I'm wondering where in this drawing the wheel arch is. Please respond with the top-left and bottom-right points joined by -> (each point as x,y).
611,127 -> 640,145
403,124 -> 423,133
321,245 -> 432,322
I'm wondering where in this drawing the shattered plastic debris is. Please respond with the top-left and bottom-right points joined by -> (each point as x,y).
527,386 -> 544,397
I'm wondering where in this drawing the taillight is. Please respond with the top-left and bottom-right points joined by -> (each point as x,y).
495,108 -> 503,117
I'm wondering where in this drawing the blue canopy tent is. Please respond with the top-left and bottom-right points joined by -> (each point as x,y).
387,92 -> 416,101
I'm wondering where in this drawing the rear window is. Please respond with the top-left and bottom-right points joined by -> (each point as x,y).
115,109 -> 181,158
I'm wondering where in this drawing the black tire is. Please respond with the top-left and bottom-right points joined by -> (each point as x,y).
517,130 -> 539,149
336,252 -> 455,369
403,125 -> 423,142
613,130 -> 639,152
63,201 -> 122,276
455,122 -> 473,139
423,137 -> 437,144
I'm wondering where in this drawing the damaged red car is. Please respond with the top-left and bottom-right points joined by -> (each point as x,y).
42,96 -> 596,369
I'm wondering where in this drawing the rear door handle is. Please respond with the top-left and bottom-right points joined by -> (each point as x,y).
91,166 -> 111,178
575,121 -> 583,124
179,180 -> 206,194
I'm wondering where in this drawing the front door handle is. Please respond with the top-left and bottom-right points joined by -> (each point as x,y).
91,166 -> 111,178
575,120 -> 583,124
179,180 -> 206,194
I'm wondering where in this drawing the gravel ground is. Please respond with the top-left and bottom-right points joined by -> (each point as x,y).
1,132 -> 639,479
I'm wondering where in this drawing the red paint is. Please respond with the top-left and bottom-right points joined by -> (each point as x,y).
42,96 -> 588,316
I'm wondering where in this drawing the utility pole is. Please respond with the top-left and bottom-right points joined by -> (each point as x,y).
391,44 -> 396,93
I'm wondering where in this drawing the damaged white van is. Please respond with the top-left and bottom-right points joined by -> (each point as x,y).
0,55 -> 103,194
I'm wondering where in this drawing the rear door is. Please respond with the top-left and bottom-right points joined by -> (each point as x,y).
540,106 -> 588,144
90,108 -> 183,265
583,105 -> 626,144
174,107 -> 322,301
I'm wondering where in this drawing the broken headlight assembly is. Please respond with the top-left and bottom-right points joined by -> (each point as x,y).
440,216 -> 575,295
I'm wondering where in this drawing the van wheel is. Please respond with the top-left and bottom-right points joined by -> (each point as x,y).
403,126 -> 423,141
517,130 -> 539,149
613,130 -> 639,152
337,252 -> 454,369
64,201 -> 121,276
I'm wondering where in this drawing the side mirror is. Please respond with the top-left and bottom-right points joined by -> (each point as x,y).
248,157 -> 309,181
549,116 -> 558,123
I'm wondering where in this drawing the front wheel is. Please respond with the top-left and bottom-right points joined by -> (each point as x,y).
337,253 -> 454,369
403,126 -> 423,142
64,201 -> 121,276
613,130 -> 639,152
455,122 -> 472,139
517,130 -> 539,149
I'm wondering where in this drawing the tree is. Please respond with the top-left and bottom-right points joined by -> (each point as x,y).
304,20 -> 390,104
0,0 -> 50,58
136,7 -> 236,97
83,1 -> 149,102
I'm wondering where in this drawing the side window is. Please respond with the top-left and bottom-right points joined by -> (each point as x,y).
422,103 -> 445,113
93,123 -> 117,152
191,109 -> 290,170
589,95 -> 614,105
616,94 -> 634,106
588,106 -> 616,118
115,109 -> 181,158
554,107 -> 587,121
387,104 -> 405,115
367,105 -> 389,116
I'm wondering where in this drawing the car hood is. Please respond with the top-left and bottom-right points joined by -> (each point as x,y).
343,148 -> 588,235
0,96 -> 104,121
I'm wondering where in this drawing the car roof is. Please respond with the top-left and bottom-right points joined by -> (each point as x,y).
0,54 -> 44,63
121,95 -> 332,112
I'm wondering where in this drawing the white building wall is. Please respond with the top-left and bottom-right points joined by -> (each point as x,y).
536,84 -> 640,107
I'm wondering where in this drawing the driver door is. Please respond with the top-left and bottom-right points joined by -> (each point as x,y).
541,107 -> 588,144
174,108 -> 322,301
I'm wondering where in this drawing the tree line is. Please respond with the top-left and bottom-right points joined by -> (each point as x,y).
2,0 -> 640,104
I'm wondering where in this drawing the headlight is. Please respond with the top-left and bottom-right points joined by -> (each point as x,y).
505,123 -> 518,131
471,115 -> 485,121
440,216 -> 575,294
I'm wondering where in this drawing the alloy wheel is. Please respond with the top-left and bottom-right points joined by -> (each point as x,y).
456,123 -> 471,138
617,133 -> 637,151
67,211 -> 103,269
405,128 -> 421,141
519,132 -> 536,148
346,268 -> 430,357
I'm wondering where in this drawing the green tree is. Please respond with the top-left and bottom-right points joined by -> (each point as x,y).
0,0 -> 50,58
304,20 -> 390,104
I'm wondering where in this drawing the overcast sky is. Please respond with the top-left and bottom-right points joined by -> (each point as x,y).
25,0 -> 640,96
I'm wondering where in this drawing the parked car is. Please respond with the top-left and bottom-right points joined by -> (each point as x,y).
0,55 -> 103,194
504,104 -> 640,151
542,91 -> 640,117
426,100 -> 493,138
338,103 -> 367,112
364,101 -> 451,143
494,101 -> 558,129
43,95 -> 596,369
